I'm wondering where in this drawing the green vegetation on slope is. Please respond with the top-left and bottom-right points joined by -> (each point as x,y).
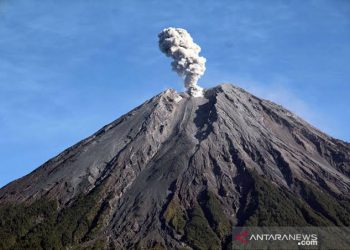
163,191 -> 231,250
0,187 -> 108,250
243,171 -> 350,226
184,204 -> 221,250
1,171 -> 350,249
163,196 -> 186,235
200,190 -> 231,239
0,199 -> 58,249
298,181 -> 350,226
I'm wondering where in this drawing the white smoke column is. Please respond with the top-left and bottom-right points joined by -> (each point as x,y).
158,28 -> 206,97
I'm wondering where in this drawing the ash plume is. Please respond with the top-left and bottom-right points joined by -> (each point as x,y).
158,27 -> 206,97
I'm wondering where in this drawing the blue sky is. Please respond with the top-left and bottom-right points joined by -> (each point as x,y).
0,0 -> 349,187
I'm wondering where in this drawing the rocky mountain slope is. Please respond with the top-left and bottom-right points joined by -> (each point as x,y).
0,84 -> 349,249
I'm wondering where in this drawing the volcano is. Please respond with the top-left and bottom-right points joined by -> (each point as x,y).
0,84 -> 349,249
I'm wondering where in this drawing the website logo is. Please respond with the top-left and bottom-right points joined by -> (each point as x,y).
234,230 -> 249,245
231,227 -> 350,249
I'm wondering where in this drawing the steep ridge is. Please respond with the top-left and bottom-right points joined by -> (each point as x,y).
0,84 -> 349,249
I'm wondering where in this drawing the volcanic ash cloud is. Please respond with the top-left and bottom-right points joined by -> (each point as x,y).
158,27 -> 206,97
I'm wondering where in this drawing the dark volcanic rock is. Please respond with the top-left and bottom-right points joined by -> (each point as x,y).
0,84 -> 349,249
